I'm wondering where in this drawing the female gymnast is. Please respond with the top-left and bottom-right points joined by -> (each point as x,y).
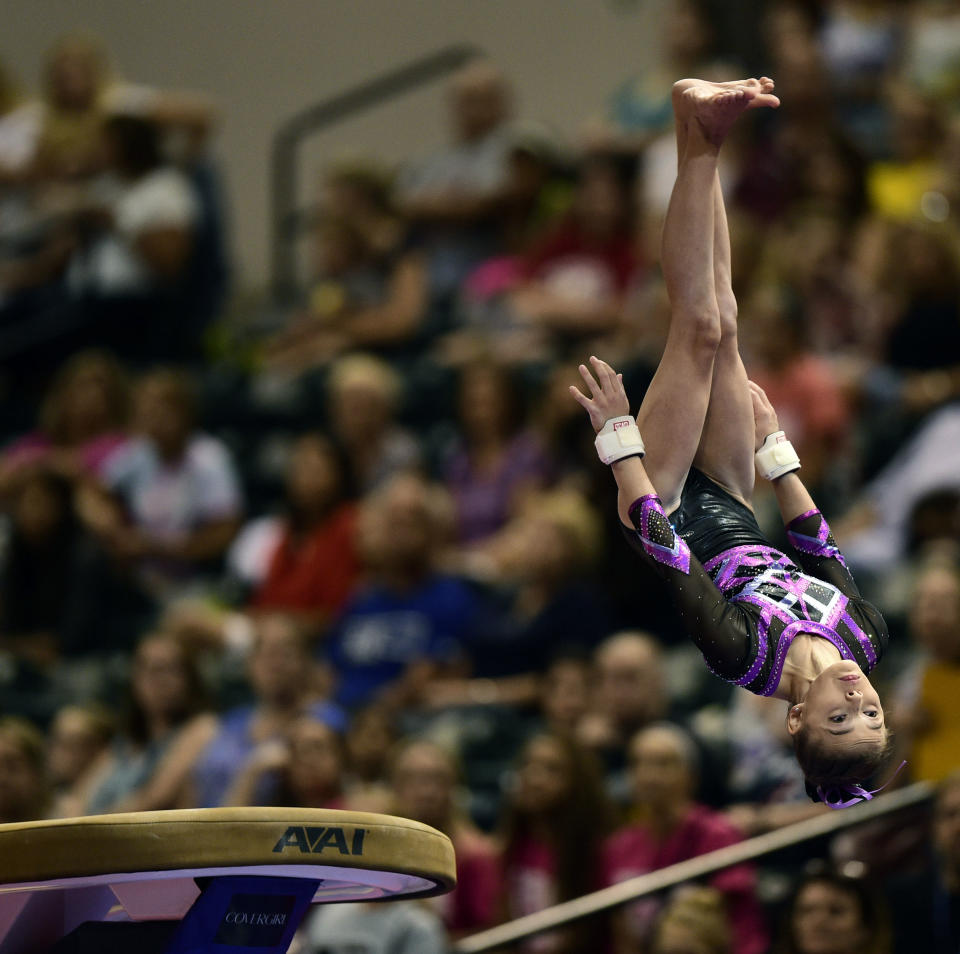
571,78 -> 894,808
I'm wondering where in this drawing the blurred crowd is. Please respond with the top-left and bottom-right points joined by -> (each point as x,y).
2,1 -> 960,952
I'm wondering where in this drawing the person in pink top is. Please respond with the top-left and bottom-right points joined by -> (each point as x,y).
601,723 -> 768,954
389,739 -> 500,938
0,350 -> 128,500
500,732 -> 613,954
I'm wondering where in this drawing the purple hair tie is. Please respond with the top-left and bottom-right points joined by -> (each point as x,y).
816,760 -> 907,810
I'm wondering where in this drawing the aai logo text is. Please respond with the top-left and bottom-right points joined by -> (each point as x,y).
272,826 -> 366,856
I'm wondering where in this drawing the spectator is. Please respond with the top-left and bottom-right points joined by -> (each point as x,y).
442,358 -> 552,546
886,770 -> 960,952
499,731 -> 612,954
0,59 -> 74,339
893,553 -> 960,782
168,432 -> 360,648
0,199 -> 75,353
84,632 -> 216,814
0,469 -> 99,666
342,704 -> 396,813
453,488 -> 612,687
225,713 -> 347,809
190,614 -> 344,807
539,653 -> 591,736
248,432 -> 358,619
816,1 -> 902,155
34,32 -> 114,182
577,631 -> 669,782
264,195 -> 427,370
450,146 -> 632,369
0,716 -> 49,823
650,887 -> 732,954
733,12 -> 831,224
791,131 -> 867,223
297,901 -> 447,954
397,59 -> 513,299
46,703 -> 114,818
594,0 -> 733,151
390,739 -> 500,936
31,33 -> 222,355
321,160 -> 405,258
933,112 -> 960,232
326,353 -> 421,495
754,208 -> 875,359
36,32 -> 213,183
496,123 -> 572,257
508,154 -> 640,353
902,0 -> 960,105
866,88 -> 945,222
82,368 -> 243,602
68,115 -> 200,360
818,2 -> 902,97
437,122 -> 572,368
772,864 -> 891,954
0,58 -> 41,181
601,724 -> 768,954
325,473 -> 480,711
872,223 -> 960,398
0,349 -> 128,501
833,403 -> 960,578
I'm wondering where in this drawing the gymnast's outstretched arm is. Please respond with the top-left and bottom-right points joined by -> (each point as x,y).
572,356 -> 755,679
750,381 -> 864,600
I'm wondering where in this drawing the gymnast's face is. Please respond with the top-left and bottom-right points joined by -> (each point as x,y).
788,660 -> 885,749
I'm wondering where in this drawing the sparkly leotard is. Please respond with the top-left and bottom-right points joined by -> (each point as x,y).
622,494 -> 888,696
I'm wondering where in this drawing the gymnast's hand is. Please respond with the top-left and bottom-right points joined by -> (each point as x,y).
748,380 -> 780,450
569,355 -> 631,433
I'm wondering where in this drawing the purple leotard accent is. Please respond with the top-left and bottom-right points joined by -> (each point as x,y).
839,608 -> 878,668
705,544 -> 794,591
622,499 -> 888,696
786,510 -> 847,568
627,494 -> 691,574
702,531 -> 871,696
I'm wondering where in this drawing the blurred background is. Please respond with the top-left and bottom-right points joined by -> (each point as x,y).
1,1 -> 960,952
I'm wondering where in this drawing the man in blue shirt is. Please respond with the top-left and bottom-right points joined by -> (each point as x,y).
326,473 -> 481,710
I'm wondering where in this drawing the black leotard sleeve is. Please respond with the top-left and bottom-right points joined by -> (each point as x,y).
620,493 -> 758,680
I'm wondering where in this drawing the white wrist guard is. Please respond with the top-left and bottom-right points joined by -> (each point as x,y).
755,430 -> 800,481
595,415 -> 645,465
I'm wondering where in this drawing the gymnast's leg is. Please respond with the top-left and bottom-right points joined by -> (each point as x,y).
692,78 -> 777,506
635,78 -> 777,510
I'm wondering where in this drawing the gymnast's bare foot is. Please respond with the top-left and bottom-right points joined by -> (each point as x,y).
723,76 -> 778,108
674,76 -> 779,109
672,77 -> 779,147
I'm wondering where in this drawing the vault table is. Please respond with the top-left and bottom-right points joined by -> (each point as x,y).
0,808 -> 456,954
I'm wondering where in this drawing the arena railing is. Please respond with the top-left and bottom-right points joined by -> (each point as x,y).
270,43 -> 482,303
453,781 -> 933,954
